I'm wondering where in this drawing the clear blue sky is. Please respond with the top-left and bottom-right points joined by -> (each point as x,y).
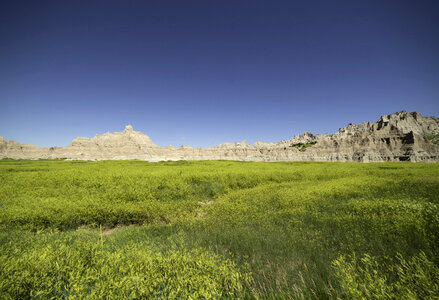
1,0 -> 438,147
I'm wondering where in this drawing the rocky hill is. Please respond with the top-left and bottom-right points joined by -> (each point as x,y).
1,111 -> 438,162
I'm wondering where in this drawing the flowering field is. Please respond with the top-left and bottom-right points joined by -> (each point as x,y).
1,160 -> 438,298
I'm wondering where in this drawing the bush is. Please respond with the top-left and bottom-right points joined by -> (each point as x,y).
289,141 -> 317,152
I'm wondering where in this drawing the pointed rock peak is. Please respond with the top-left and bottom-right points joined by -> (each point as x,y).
73,136 -> 90,141
124,125 -> 134,132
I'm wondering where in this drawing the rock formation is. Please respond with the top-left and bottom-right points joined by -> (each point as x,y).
1,111 -> 438,162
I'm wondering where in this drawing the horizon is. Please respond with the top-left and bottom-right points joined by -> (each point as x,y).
0,109 -> 435,148
1,1 -> 439,147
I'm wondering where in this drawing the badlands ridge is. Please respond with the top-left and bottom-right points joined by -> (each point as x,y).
1,111 -> 438,162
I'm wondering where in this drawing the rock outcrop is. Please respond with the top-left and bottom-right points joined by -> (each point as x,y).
1,111 -> 438,162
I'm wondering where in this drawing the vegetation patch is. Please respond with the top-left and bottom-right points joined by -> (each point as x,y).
290,141 -> 317,151
0,160 -> 438,298
0,230 -> 246,299
425,134 -> 439,145
333,252 -> 439,299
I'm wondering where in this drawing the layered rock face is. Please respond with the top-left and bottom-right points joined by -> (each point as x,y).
1,111 -> 438,162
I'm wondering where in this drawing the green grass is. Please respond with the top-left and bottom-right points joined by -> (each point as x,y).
289,141 -> 317,151
1,160 -> 438,299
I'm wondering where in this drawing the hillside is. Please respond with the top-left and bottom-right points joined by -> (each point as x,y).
1,111 -> 438,162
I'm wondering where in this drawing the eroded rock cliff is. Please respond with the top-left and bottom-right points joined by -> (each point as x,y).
1,111 -> 438,162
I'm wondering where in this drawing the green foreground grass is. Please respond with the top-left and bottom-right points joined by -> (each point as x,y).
0,160 -> 438,299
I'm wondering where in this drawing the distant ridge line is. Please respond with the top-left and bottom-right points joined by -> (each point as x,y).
1,111 -> 438,162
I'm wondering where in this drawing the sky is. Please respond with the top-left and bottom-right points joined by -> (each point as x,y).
1,0 -> 438,148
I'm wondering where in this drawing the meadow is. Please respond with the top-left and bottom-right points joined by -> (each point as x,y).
0,159 -> 438,299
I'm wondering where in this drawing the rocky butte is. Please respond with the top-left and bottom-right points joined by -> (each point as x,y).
1,111 -> 438,162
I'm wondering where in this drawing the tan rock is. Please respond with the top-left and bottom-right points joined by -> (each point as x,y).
1,111 -> 438,162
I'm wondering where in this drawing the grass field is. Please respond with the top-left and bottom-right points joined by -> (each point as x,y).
1,160 -> 438,299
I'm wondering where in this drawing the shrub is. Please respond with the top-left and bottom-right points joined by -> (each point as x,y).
425,134 -> 439,145
289,141 -> 317,152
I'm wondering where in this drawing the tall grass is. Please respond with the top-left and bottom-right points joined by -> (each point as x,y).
0,160 -> 438,298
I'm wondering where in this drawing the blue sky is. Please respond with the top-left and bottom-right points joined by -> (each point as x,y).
1,0 -> 438,147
